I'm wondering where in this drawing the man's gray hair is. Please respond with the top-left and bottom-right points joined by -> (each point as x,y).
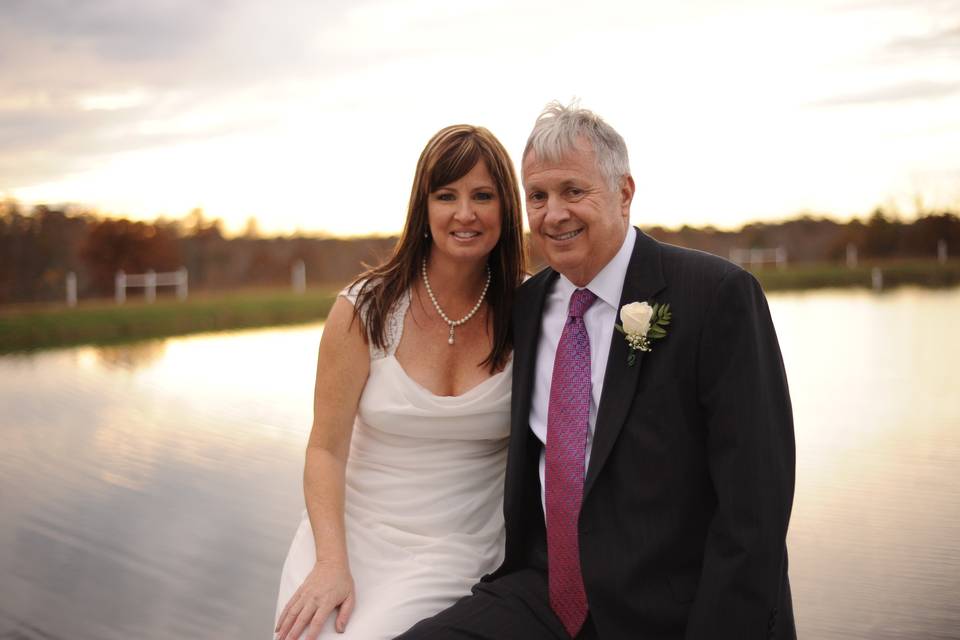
522,100 -> 630,190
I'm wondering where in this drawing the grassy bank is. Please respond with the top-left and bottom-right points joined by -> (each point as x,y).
750,259 -> 960,292
2,260 -> 958,354
0,288 -> 338,354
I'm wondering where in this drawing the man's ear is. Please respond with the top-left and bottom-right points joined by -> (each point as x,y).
619,174 -> 635,217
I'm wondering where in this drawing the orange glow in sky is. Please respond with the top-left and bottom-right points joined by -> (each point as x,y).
1,0 -> 958,236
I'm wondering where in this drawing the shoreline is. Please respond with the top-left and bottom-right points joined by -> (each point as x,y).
748,259 -> 960,292
2,260 -> 958,354
0,287 -> 339,354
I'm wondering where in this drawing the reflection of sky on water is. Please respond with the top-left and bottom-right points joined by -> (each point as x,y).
1,290 -> 959,639
0,324 -> 322,639
769,287 -> 960,638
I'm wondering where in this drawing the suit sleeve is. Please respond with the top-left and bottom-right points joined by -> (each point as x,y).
686,267 -> 796,639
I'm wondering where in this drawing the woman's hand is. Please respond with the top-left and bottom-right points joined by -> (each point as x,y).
275,560 -> 356,640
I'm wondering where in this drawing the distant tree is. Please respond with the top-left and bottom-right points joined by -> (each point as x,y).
250,244 -> 287,284
80,218 -> 181,294
863,208 -> 901,258
910,213 -> 960,257
0,204 -> 93,303
741,222 -> 770,249
0,200 -> 27,302
4,202 -> 957,306
180,213 -> 225,287
185,208 -> 207,235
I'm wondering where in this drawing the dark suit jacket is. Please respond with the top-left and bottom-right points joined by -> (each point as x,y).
488,229 -> 797,639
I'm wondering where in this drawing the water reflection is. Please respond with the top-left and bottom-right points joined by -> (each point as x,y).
0,289 -> 958,639
92,341 -> 168,371
769,287 -> 960,639
0,324 -> 321,640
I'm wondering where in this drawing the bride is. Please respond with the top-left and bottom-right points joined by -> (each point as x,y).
274,125 -> 526,640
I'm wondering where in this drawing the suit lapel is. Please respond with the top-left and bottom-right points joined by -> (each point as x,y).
583,229 -> 666,500
505,268 -> 557,514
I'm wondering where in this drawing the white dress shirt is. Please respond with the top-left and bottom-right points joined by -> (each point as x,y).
529,226 -> 637,511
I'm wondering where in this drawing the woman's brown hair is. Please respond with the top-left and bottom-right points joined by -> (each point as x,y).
349,124 -> 526,372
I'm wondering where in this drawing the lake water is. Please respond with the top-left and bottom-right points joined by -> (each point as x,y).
1,287 -> 958,639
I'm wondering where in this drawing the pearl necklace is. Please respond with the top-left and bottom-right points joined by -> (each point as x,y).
421,258 -> 491,345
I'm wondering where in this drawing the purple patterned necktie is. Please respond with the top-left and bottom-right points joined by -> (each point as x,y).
546,287 -> 597,638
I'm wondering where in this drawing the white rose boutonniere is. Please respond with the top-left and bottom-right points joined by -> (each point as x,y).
620,302 -> 654,335
615,301 -> 671,366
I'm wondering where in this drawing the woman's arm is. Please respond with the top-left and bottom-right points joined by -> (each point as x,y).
275,296 -> 371,640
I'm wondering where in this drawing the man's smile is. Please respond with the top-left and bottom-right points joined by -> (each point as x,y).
546,228 -> 584,242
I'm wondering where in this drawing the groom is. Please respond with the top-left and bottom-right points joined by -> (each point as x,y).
398,103 -> 796,639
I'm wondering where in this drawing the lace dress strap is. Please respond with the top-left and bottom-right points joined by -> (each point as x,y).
338,280 -> 410,360
381,289 -> 410,358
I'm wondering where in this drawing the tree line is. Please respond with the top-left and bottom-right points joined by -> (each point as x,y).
1,200 -> 957,305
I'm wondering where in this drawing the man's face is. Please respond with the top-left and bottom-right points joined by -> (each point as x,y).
522,137 -> 634,287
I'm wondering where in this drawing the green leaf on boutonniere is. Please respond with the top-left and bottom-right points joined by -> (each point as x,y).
648,303 -> 671,341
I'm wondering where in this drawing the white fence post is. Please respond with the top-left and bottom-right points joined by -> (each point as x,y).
115,270 -> 126,304
292,260 -> 306,294
846,243 -> 858,268
66,272 -> 77,307
729,247 -> 785,269
938,239 -> 948,264
145,270 -> 157,303
177,267 -> 188,301
115,268 -> 186,303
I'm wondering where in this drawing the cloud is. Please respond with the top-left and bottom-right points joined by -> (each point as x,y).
1,0 -> 220,61
810,80 -> 960,107
884,23 -> 960,57
3,0 -> 959,231
809,5 -> 960,109
834,1 -> 960,62
0,0 -> 354,189
837,0 -> 960,15
0,1 -> 353,100
0,103 -> 276,185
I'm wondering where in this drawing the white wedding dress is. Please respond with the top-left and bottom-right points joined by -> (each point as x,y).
274,285 -> 510,639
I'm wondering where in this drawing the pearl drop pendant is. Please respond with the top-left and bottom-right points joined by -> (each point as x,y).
422,258 -> 491,346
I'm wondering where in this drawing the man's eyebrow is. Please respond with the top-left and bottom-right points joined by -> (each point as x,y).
525,178 -> 581,191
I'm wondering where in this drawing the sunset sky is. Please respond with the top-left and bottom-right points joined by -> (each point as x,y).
1,0 -> 958,236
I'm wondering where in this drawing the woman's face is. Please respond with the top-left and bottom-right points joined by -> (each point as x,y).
426,160 -> 502,265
